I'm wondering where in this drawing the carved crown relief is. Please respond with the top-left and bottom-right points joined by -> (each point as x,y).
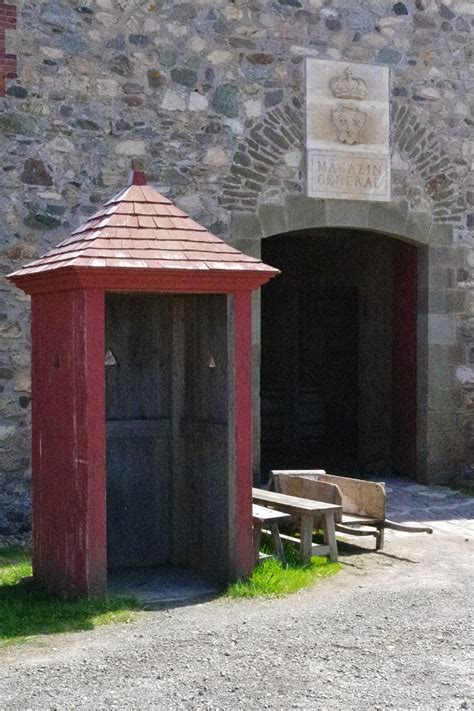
329,67 -> 369,145
330,67 -> 368,100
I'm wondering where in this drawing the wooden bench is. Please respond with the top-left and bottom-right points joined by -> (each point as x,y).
252,487 -> 341,564
252,504 -> 291,566
269,471 -> 433,551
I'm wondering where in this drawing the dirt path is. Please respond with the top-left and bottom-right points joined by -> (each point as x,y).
1,481 -> 472,710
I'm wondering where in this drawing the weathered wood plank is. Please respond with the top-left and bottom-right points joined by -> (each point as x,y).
279,534 -> 331,557
252,504 -> 291,523
323,511 -> 338,562
300,514 -> 314,563
315,473 -> 386,519
252,487 -> 341,515
253,505 -> 289,566
384,520 -> 433,534
270,522 -> 287,566
271,470 -> 386,519
253,484 -> 342,564
106,419 -> 171,437
336,524 -> 378,537
253,519 -> 263,566
270,471 -> 343,524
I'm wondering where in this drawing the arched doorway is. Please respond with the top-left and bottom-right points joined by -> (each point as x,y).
260,229 -> 418,479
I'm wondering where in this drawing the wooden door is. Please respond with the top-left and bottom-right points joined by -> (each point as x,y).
392,243 -> 418,476
298,287 -> 359,466
106,294 -> 173,569
261,277 -> 359,475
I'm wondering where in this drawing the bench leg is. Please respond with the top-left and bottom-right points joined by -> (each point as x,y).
253,520 -> 263,566
323,512 -> 338,563
269,522 -> 287,567
376,526 -> 385,551
300,514 -> 314,564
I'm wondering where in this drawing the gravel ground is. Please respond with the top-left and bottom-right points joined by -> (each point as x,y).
1,501 -> 472,710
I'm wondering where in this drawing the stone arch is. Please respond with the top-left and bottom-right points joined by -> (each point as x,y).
231,202 -> 432,484
256,225 -> 426,481
231,195 -> 434,251
221,97 -> 463,227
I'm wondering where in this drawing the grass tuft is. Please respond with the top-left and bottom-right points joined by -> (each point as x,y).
226,536 -> 341,599
0,547 -> 139,648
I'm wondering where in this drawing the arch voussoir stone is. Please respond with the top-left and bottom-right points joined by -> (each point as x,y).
391,101 -> 463,224
220,98 -> 304,213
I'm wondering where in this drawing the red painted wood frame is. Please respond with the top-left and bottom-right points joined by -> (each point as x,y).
232,290 -> 253,581
28,281 -> 255,598
31,289 -> 105,598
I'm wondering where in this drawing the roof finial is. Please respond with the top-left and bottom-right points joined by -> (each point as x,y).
130,159 -> 147,186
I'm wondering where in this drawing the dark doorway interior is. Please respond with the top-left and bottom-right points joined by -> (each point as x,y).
261,230 -> 417,480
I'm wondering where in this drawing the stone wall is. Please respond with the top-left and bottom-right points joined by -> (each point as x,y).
0,0 -> 473,534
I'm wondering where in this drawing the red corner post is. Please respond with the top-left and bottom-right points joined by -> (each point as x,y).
231,290 -> 254,581
31,289 -> 106,597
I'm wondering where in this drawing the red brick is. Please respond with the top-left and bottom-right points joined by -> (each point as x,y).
0,1 -> 17,96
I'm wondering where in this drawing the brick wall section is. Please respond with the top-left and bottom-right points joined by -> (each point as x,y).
0,1 -> 16,96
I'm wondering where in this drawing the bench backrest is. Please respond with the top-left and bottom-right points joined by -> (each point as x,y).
269,471 -> 343,523
269,470 -> 386,519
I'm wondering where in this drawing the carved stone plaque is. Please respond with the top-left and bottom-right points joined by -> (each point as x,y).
306,59 -> 390,202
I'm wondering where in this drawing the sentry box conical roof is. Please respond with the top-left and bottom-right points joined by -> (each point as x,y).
8,170 -> 279,294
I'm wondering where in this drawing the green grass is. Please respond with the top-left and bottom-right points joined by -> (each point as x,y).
0,547 -> 139,648
226,536 -> 341,599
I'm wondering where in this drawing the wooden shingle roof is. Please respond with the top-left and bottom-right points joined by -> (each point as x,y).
9,172 -> 278,280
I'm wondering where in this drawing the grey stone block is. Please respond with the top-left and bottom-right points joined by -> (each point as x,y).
258,204 -> 289,237
325,199 -> 370,229
231,239 -> 261,260
231,213 -> 263,242
429,247 -> 465,268
446,290 -> 467,313
446,345 -> 465,365
406,210 -> 432,245
428,290 -> 466,314
428,314 -> 456,345
283,196 -> 326,233
429,223 -> 454,246
429,268 -> 456,290
368,201 -> 408,238
427,363 -> 455,390
428,290 -> 447,314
